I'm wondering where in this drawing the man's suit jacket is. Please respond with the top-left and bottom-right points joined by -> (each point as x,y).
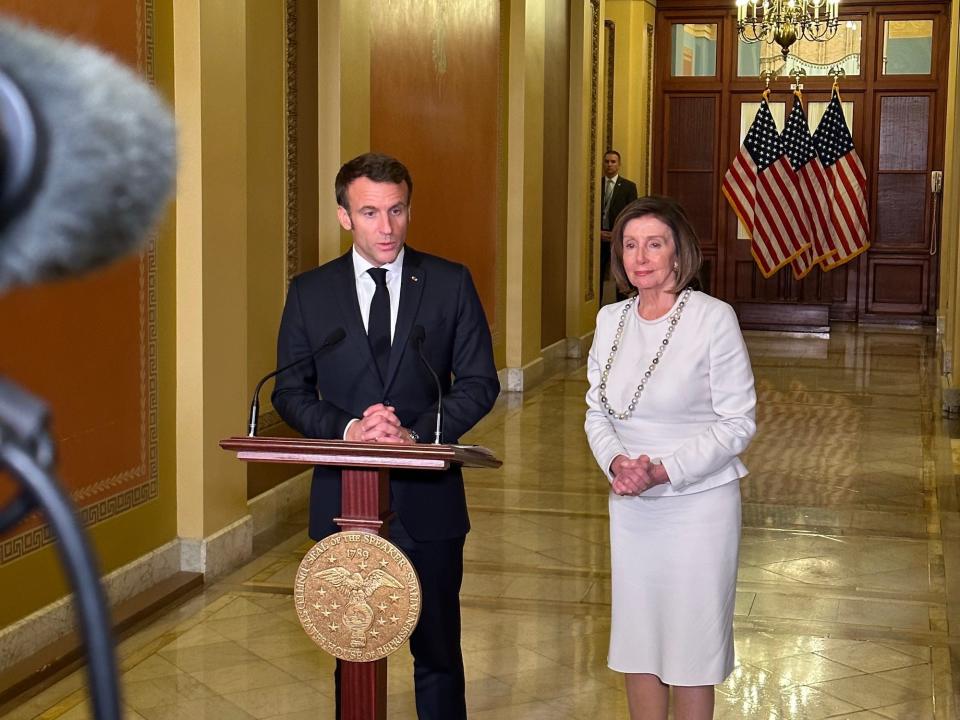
272,246 -> 500,542
601,175 -> 639,232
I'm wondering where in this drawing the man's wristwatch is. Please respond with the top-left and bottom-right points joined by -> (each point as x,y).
408,429 -> 420,443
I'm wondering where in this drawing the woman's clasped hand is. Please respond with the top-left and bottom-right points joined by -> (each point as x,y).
609,454 -> 669,495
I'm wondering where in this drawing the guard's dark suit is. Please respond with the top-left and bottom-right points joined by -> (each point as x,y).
600,175 -> 639,298
272,246 -> 499,719
600,175 -> 639,234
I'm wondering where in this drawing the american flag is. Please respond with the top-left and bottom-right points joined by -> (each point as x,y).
812,90 -> 870,270
722,98 -> 809,278
782,94 -> 833,279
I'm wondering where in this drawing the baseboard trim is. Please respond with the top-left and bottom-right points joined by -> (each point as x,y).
0,517 -> 252,675
0,571 -> 202,713
735,301 -> 830,334
180,514 -> 254,580
541,338 -> 567,363
0,472 -> 311,690
0,539 -> 181,672
565,330 -> 594,360
248,468 -> 311,536
504,356 -> 546,393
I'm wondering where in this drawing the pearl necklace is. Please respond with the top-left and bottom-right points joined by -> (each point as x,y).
599,287 -> 693,421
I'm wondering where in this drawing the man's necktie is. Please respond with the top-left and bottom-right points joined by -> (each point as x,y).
367,267 -> 391,382
602,179 -> 614,228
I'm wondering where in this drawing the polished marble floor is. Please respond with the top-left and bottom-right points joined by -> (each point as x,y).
3,324 -> 958,719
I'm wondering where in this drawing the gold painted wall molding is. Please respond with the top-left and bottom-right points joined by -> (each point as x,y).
246,1 -> 286,426
565,0 -> 656,344
939,0 -> 960,397
172,0 -> 251,541
605,0 -> 656,193
285,0 -> 301,285
587,0 -> 601,302
645,20 -> 655,192
317,0 -> 371,264
245,0 -> 320,460
283,0 -> 319,284
566,0 -> 603,341
504,0 -> 546,383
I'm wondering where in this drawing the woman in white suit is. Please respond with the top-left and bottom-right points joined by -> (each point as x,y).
584,196 -> 756,720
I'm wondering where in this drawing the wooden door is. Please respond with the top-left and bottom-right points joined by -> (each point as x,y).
723,91 -> 865,324
652,0 -> 949,327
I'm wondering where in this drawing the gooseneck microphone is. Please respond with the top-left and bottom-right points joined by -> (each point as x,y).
411,325 -> 443,444
0,18 -> 176,293
248,327 -> 346,436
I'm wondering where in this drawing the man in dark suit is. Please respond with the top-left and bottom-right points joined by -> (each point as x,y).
272,153 -> 500,720
600,149 -> 638,302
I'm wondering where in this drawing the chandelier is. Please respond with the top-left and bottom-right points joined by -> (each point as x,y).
736,0 -> 840,61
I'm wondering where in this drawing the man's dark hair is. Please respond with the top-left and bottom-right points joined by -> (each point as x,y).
335,152 -> 413,211
604,149 -> 622,161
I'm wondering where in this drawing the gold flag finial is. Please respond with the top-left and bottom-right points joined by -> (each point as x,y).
828,66 -> 846,94
790,67 -> 806,97
760,69 -> 776,99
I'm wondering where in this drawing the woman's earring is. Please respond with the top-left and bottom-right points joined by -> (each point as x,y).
673,261 -> 679,274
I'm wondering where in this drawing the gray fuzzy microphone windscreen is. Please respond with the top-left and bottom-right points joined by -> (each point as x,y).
0,17 -> 176,293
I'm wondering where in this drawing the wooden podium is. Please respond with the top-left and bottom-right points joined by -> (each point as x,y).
219,436 -> 501,720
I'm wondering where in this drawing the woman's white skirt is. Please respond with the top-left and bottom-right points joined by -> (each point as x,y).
607,480 -> 741,685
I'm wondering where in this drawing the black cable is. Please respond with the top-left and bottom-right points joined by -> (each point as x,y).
0,442 -> 121,720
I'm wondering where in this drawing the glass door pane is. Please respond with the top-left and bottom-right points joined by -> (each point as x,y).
737,21 -> 862,77
671,23 -> 717,76
882,20 -> 933,75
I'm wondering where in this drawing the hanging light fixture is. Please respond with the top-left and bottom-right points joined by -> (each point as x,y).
737,0 -> 840,61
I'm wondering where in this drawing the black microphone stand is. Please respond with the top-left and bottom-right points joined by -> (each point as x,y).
0,376 -> 121,720
412,330 -> 443,444
247,327 -> 346,437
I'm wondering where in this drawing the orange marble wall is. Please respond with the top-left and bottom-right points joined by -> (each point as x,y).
0,1 -> 160,566
369,1 -> 500,323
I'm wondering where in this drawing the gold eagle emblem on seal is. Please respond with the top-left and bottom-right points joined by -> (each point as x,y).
294,531 -> 421,662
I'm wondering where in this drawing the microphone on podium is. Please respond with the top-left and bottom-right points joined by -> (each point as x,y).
410,325 -> 443,444
247,327 -> 346,437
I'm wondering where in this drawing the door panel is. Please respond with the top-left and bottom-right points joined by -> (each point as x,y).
873,93 -> 933,253
866,256 -> 930,315
875,175 -> 928,248
722,93 -> 862,320
653,1 -> 946,326
878,96 -> 929,170
668,98 -> 718,169
667,170 -> 716,246
663,95 -> 718,246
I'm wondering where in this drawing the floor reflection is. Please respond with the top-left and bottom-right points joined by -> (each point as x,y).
2,324 -> 955,719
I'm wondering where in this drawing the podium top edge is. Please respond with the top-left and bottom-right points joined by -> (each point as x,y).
219,436 -> 502,468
